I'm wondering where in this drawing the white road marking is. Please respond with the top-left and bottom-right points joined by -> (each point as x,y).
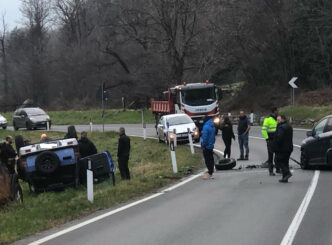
280,170 -> 320,245
28,135 -> 202,244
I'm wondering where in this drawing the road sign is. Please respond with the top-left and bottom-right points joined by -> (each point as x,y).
289,77 -> 298,89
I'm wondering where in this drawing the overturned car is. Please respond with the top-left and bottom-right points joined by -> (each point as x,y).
17,136 -> 115,193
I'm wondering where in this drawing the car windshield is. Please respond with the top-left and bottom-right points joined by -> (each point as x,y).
25,108 -> 46,116
167,116 -> 193,126
181,87 -> 216,106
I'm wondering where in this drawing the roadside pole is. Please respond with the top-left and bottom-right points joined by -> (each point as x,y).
173,128 -> 177,147
166,122 -> 170,145
143,123 -> 147,140
87,159 -> 94,203
188,128 -> 195,154
288,77 -> 299,124
46,121 -> 50,131
169,139 -> 178,173
101,82 -> 105,133
89,119 -> 93,133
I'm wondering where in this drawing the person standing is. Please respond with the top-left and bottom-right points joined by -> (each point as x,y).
201,116 -> 216,179
261,107 -> 279,175
220,116 -> 235,158
78,131 -> 98,158
237,111 -> 251,160
117,127 -> 131,180
274,115 -> 293,183
0,136 -> 18,174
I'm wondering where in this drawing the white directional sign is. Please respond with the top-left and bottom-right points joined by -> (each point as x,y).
289,77 -> 298,88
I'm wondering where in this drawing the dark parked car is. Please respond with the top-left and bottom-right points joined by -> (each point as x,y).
13,107 -> 51,130
300,115 -> 332,169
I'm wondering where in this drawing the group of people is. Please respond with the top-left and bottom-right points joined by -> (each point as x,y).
0,126 -> 132,181
65,126 -> 131,181
201,108 -> 293,183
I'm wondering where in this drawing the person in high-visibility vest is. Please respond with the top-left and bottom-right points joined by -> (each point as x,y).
261,107 -> 279,175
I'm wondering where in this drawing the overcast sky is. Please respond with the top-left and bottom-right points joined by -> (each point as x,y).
0,0 -> 23,30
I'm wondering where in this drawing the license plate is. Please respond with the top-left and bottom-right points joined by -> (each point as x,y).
180,133 -> 188,137
199,120 -> 204,123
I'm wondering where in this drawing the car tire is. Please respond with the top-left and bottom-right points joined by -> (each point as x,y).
300,151 -> 309,170
215,158 -> 236,171
26,122 -> 32,130
35,151 -> 60,175
2,126 -> 6,129
13,122 -> 18,131
158,136 -> 162,143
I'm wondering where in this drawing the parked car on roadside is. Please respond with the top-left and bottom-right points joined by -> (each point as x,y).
0,114 -> 7,129
300,115 -> 332,169
13,107 -> 51,131
156,114 -> 200,144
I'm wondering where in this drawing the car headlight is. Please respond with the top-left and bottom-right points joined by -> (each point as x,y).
193,129 -> 199,136
169,133 -> 175,140
213,117 -> 220,125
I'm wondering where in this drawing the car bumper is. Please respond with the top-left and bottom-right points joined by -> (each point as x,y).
31,120 -> 51,128
0,122 -> 7,128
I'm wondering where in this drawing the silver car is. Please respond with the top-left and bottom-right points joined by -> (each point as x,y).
13,107 -> 51,130
156,114 -> 200,144
0,114 -> 7,129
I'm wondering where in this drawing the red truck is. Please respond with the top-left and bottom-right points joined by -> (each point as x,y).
151,81 -> 222,130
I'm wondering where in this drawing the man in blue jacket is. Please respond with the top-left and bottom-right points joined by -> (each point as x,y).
201,116 -> 216,179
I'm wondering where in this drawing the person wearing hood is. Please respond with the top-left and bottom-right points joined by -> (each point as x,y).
78,131 -> 97,158
274,115 -> 293,183
261,107 -> 279,175
220,116 -> 235,158
117,127 -> 131,180
237,110 -> 251,160
201,116 -> 216,179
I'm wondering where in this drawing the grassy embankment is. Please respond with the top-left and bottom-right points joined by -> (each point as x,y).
280,105 -> 332,121
0,109 -> 155,126
0,130 -> 202,244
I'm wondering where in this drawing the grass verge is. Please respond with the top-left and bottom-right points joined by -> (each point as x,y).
280,106 -> 332,121
0,109 -> 155,126
0,130 -> 203,244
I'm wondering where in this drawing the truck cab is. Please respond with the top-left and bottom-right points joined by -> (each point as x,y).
151,82 -> 222,130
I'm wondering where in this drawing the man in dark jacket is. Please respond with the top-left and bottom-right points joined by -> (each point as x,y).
201,116 -> 216,179
220,116 -> 235,158
237,111 -> 251,160
274,115 -> 293,183
0,136 -> 17,174
78,131 -> 97,158
117,127 -> 131,180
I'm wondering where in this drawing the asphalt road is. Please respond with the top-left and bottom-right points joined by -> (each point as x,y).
12,125 -> 331,245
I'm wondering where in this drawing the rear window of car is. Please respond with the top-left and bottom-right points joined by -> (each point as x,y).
167,116 -> 193,126
25,108 -> 46,116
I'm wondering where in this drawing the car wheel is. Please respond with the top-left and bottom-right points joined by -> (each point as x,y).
35,151 -> 60,175
215,158 -> 236,171
26,122 -> 32,130
2,126 -> 6,129
158,135 -> 162,143
300,151 -> 309,170
13,122 -> 18,131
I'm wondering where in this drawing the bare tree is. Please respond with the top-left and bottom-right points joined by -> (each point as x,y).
20,0 -> 51,104
0,13 -> 8,96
